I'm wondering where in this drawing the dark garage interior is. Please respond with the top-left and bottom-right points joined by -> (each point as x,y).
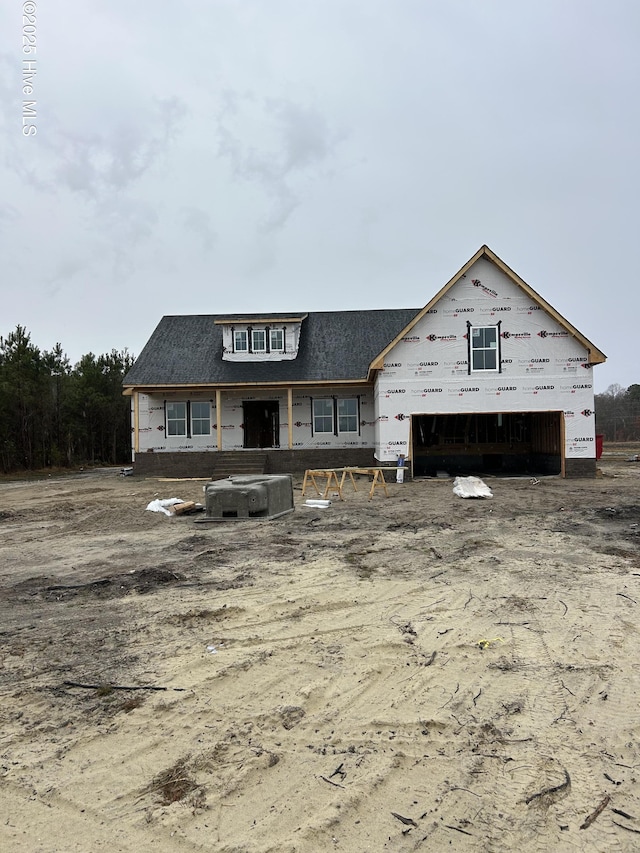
411,411 -> 563,477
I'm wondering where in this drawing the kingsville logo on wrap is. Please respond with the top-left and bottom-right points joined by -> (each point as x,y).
471,278 -> 498,298
427,334 -> 457,342
501,331 -> 531,340
538,330 -> 569,339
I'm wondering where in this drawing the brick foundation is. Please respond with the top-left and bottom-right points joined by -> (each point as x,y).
133,449 -> 381,478
564,458 -> 597,478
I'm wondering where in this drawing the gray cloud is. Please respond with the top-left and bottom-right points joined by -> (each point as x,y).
217,94 -> 343,231
51,97 -> 188,200
182,207 -> 217,252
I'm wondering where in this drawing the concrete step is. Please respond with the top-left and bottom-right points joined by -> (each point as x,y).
210,452 -> 268,477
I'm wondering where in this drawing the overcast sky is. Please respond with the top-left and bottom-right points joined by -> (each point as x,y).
1,1 -> 638,391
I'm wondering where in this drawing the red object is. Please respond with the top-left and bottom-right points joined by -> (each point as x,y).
595,434 -> 604,460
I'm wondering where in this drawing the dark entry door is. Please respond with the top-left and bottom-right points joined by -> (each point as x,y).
243,401 -> 280,448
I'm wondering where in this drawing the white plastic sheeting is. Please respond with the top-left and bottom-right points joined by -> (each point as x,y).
452,477 -> 493,499
145,498 -> 185,515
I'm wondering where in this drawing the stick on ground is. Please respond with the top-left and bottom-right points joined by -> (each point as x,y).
613,821 -> 640,835
580,794 -> 610,830
391,812 -> 418,828
525,768 -> 571,805
62,680 -> 185,692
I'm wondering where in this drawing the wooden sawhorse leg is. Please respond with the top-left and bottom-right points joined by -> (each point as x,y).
369,469 -> 389,499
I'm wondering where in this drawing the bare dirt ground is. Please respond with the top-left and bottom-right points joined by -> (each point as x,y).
2,447 -> 640,852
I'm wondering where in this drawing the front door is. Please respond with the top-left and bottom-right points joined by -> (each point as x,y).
243,401 -> 280,448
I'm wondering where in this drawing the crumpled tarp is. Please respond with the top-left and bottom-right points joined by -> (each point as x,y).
145,498 -> 185,516
452,476 -> 493,499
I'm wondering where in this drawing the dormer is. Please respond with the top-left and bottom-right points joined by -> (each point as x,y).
217,315 -> 307,362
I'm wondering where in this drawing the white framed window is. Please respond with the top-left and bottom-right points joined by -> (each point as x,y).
167,402 -> 187,436
338,398 -> 358,433
251,329 -> 266,352
270,328 -> 284,351
191,402 -> 211,436
234,330 -> 248,352
313,398 -> 333,433
471,326 -> 499,371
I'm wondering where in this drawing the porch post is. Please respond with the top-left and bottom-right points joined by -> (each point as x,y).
216,389 -> 222,450
133,391 -> 140,455
287,387 -> 293,449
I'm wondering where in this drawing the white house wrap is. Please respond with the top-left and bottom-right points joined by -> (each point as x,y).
373,255 -> 598,470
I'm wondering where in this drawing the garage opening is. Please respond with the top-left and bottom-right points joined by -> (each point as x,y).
411,411 -> 563,477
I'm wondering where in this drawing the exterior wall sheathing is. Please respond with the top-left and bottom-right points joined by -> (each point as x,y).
373,257 -> 597,477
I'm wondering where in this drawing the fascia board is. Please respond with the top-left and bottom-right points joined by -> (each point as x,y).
122,379 -> 372,395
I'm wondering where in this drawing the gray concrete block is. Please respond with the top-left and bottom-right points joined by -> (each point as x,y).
201,474 -> 294,521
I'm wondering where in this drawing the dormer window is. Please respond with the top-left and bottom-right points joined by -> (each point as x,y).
270,329 -> 284,351
219,315 -> 307,362
234,330 -> 248,352
251,329 -> 267,352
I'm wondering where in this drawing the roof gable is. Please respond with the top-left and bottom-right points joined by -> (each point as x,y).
370,246 -> 606,371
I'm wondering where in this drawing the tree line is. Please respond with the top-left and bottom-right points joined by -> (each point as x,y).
0,326 -> 134,473
595,384 -> 640,442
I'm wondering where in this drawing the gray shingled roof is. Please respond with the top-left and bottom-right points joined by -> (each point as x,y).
123,309 -> 420,387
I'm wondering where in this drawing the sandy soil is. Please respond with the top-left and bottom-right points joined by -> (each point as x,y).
2,449 -> 640,852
